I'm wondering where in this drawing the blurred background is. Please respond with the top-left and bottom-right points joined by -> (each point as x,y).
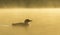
0,0 -> 60,8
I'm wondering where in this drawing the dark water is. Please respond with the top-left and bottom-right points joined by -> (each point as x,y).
0,8 -> 60,35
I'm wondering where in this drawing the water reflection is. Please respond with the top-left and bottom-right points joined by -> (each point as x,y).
0,8 -> 60,35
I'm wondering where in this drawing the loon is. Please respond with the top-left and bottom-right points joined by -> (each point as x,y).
12,19 -> 32,26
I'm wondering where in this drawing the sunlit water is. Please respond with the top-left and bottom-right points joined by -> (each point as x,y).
0,8 -> 60,35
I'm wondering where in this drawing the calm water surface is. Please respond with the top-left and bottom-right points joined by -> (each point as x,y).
0,8 -> 60,35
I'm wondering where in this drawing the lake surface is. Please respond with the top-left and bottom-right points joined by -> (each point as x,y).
0,8 -> 60,35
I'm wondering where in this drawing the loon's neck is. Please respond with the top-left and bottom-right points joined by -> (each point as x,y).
24,22 -> 29,25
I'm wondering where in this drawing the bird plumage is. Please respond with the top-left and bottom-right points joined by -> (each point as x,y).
12,19 -> 32,26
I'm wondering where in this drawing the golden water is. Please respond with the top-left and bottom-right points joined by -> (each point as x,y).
0,8 -> 60,35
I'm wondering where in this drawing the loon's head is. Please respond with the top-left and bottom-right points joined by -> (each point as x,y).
24,19 -> 32,24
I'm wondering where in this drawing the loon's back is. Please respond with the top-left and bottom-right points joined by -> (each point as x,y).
12,22 -> 29,26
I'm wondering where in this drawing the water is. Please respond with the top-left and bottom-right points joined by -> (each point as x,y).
0,8 -> 60,35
